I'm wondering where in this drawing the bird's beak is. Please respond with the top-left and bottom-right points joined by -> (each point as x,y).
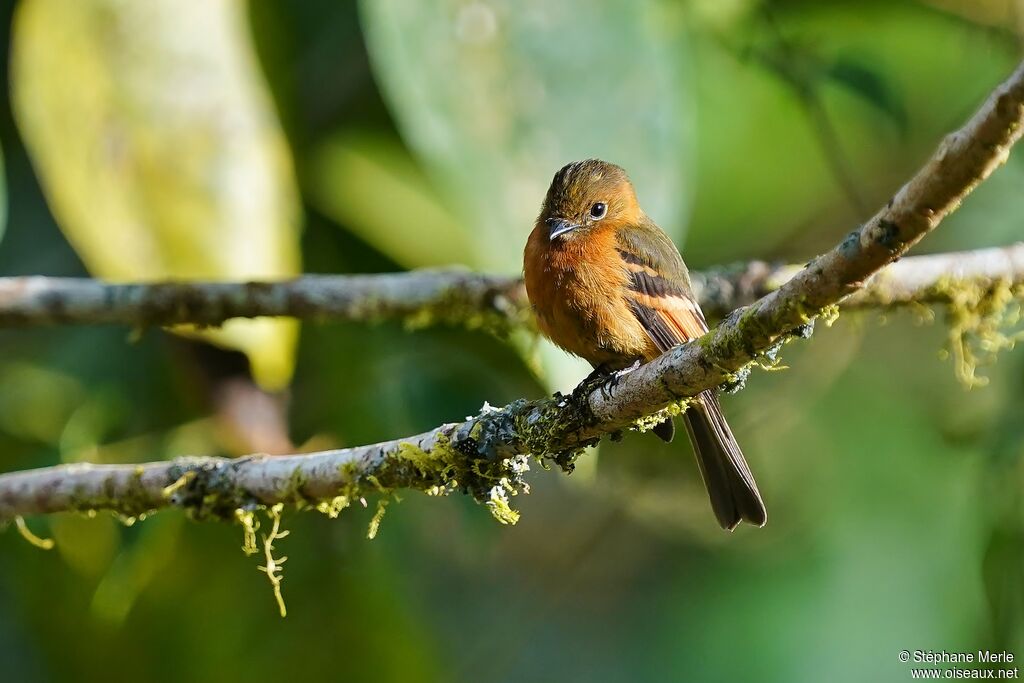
546,217 -> 580,240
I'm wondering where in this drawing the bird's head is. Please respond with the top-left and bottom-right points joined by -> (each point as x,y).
537,159 -> 640,242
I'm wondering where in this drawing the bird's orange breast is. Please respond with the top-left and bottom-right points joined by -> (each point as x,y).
523,224 -> 654,368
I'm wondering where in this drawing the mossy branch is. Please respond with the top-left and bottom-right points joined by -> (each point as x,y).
0,270 -> 532,336
2,60 -> 1024,526
1,246 -> 1023,332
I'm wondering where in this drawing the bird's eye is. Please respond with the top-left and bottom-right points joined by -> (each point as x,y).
590,202 -> 608,220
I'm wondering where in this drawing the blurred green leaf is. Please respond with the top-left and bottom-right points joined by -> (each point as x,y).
686,2 -> 1016,263
0,362 -> 84,445
359,0 -> 693,391
826,57 -> 908,133
307,132 -> 474,268
359,0 -> 693,273
684,0 -> 757,30
11,0 -> 303,389
90,514 -> 184,626
51,513 -> 119,579
983,523 -> 1024,649
0,141 -> 6,243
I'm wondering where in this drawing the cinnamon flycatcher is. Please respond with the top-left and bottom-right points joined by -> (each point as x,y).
523,159 -> 766,530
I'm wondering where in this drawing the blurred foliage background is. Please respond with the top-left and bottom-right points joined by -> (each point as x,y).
0,1 -> 1023,681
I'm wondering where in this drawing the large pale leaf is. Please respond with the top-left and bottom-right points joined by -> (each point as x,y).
12,0 -> 302,389
360,0 -> 691,272
360,0 -> 692,390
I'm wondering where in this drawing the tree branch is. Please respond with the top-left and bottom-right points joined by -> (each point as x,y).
691,243 -> 1024,314
2,244 -> 1023,332
2,60 -> 1024,525
0,270 -> 530,333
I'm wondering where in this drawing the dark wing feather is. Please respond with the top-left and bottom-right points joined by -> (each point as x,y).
615,221 -> 705,353
626,299 -> 678,352
614,218 -> 693,289
617,221 -> 767,530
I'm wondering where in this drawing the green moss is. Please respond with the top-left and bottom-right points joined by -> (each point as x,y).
366,498 -> 390,539
115,466 -> 153,518
63,465 -> 157,520
256,503 -> 289,618
485,484 -> 520,525
514,393 -> 599,468
234,508 -> 260,555
819,304 -> 841,327
14,516 -> 55,550
386,408 -> 530,500
401,284 -> 533,339
631,399 -> 694,434
283,467 -> 311,509
314,496 -> 350,519
400,437 -> 466,489
348,403 -> 545,525
696,294 -> 842,396
337,460 -> 362,484
929,276 -> 1024,387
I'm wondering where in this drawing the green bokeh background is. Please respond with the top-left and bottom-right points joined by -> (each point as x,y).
1,1 -> 1023,681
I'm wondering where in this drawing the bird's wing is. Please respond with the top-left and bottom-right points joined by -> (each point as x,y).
615,224 -> 707,354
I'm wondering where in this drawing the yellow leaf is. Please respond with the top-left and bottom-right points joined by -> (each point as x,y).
12,0 -> 302,389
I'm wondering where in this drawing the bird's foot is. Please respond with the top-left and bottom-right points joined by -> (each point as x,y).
602,360 -> 642,398
574,360 -> 642,401
572,365 -> 613,402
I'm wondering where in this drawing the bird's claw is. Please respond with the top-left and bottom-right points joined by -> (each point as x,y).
573,360 -> 643,401
605,359 -> 641,395
573,368 -> 611,401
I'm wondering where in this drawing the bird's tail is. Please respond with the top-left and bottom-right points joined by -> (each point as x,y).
682,391 -> 767,530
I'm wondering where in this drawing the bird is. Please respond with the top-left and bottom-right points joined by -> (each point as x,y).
523,159 -> 766,530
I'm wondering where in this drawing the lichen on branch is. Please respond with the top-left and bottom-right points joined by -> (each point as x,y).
931,276 -> 1024,387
